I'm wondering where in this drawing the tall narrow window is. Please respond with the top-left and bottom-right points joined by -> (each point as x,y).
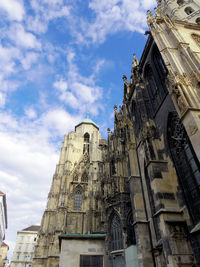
152,46 -> 168,91
144,65 -> 161,113
168,112 -> 200,262
84,132 -> 90,143
126,212 -> 136,246
81,171 -> 88,182
110,214 -> 123,251
83,133 -> 90,154
168,112 -> 200,223
74,190 -> 82,211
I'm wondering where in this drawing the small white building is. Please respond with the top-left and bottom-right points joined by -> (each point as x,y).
59,234 -> 106,267
0,191 -> 8,246
10,225 -> 40,267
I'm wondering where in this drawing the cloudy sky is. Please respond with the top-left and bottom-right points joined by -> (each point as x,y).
0,0 -> 156,258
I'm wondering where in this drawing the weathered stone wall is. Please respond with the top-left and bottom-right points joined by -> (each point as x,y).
59,238 -> 105,267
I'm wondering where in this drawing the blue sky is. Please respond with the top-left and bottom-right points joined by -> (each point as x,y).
0,0 -> 156,258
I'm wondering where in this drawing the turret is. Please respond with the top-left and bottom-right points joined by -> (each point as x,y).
157,0 -> 200,24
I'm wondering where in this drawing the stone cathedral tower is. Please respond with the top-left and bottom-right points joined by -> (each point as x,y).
33,118 -> 107,267
32,0 -> 200,266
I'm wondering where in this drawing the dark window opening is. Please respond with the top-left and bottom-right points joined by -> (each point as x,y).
167,112 -> 200,264
144,45 -> 168,116
167,112 -> 200,225
144,65 -> 162,113
110,214 -> 123,251
84,133 -> 90,143
126,212 -> 136,246
177,0 -> 184,6
111,159 -> 116,175
80,255 -> 103,267
184,7 -> 194,15
81,172 -> 88,182
196,17 -> 200,25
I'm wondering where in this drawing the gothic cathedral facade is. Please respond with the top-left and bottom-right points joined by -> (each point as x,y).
33,0 -> 200,266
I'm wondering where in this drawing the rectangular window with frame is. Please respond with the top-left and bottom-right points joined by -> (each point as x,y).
80,255 -> 103,267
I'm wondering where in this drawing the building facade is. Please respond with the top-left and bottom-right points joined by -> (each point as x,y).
33,0 -> 200,266
33,119 -> 107,267
0,191 -> 7,246
10,225 -> 40,267
0,242 -> 9,267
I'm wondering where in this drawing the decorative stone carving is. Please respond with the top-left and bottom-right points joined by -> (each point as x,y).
173,85 -> 188,114
191,33 -> 200,46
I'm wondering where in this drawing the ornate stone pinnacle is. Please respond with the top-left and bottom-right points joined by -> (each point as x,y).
147,10 -> 154,26
132,53 -> 139,68
122,75 -> 127,81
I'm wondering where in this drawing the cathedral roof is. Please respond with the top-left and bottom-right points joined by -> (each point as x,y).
21,225 -> 40,232
75,115 -> 99,130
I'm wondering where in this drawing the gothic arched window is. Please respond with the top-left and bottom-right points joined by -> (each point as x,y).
84,133 -> 90,143
184,7 -> 194,15
144,65 -> 161,113
110,214 -> 123,251
152,46 -> 168,100
167,112 -> 200,225
74,190 -> 82,211
126,212 -> 136,246
83,133 -> 90,154
152,46 -> 168,81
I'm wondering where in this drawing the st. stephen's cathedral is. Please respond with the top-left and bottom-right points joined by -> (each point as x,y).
32,0 -> 200,266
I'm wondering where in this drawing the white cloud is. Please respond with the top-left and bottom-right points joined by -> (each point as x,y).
21,52 -> 39,70
53,79 -> 68,92
75,0 -> 156,44
141,0 -> 156,9
93,59 -> 105,73
24,108 -> 37,119
40,108 -> 81,136
0,93 -> 6,108
7,23 -> 41,50
27,0 -> 71,34
0,45 -> 21,75
0,0 -> 25,21
53,51 -> 104,114
0,76 -> 21,108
